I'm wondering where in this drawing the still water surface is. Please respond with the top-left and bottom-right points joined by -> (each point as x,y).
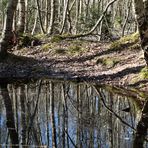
0,80 -> 148,148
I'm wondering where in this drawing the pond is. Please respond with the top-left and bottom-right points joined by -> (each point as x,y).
0,80 -> 148,148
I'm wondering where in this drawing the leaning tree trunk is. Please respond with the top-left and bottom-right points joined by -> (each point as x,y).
0,0 -> 18,59
134,0 -> 148,65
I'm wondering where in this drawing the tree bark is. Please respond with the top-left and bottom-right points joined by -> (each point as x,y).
0,0 -> 18,59
60,0 -> 70,34
36,0 -> 46,34
18,0 -> 25,34
134,0 -> 148,65
44,0 -> 49,32
122,0 -> 132,37
31,10 -> 38,35
133,101 -> 148,148
74,0 -> 80,34
48,0 -> 56,35
58,0 -> 117,39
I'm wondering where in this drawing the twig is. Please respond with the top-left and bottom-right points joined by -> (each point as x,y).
64,130 -> 78,148
93,85 -> 136,131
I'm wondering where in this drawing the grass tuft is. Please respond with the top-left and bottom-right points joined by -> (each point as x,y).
53,48 -> 66,54
68,45 -> 82,55
96,57 -> 119,68
139,67 -> 148,79
50,35 -> 63,43
41,43 -> 52,52
109,32 -> 140,51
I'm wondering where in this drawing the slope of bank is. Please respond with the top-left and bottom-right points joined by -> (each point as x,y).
0,33 -> 147,91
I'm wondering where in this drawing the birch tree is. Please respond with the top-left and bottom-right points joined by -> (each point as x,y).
36,0 -> 46,34
134,0 -> 148,65
48,0 -> 56,35
60,0 -> 70,34
17,0 -> 25,33
0,0 -> 18,59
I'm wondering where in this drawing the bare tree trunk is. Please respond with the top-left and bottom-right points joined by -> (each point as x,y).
134,0 -> 148,65
13,11 -> 17,31
60,0 -> 70,34
74,0 -> 80,34
24,0 -> 28,32
1,0 -> 5,30
133,101 -> 148,148
67,8 -> 72,33
31,10 -> 38,35
122,0 -> 132,37
85,0 -> 90,21
57,0 -> 62,23
44,0 -> 49,32
0,0 -> 18,59
48,0 -> 56,35
36,0 -> 45,34
18,0 -> 25,34
87,0 -> 117,35
61,0 -> 118,39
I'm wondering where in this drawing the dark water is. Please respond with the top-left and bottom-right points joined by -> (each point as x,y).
0,80 -> 148,148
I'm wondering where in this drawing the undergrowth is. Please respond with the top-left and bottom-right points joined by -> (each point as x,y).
139,67 -> 148,79
109,32 -> 140,51
96,57 -> 119,68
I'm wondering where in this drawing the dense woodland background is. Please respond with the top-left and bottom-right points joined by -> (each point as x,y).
0,0 -> 148,66
0,0 -> 136,39
0,1 -> 148,147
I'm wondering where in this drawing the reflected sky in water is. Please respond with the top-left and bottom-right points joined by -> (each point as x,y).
0,80 -> 147,148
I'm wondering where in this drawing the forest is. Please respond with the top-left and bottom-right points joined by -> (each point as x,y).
0,0 -> 147,87
0,0 -> 148,147
0,0 -> 135,37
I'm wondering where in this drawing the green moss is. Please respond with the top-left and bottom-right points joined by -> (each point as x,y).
53,48 -> 66,54
41,43 -> 52,52
110,32 -> 140,51
18,34 -> 41,47
19,35 -> 32,47
70,45 -> 81,51
71,40 -> 84,46
132,67 -> 148,84
96,57 -> 119,68
68,45 -> 82,55
139,67 -> 148,79
50,35 -> 63,43
130,43 -> 141,50
34,34 -> 47,40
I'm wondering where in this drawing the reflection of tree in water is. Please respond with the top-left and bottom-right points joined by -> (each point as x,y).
19,85 -> 27,145
133,100 -> 148,148
0,84 -> 19,148
0,80 -> 148,147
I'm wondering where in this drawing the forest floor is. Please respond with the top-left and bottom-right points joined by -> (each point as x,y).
0,34 -> 148,91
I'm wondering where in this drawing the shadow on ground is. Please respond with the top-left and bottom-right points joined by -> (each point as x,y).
0,53 -> 147,89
